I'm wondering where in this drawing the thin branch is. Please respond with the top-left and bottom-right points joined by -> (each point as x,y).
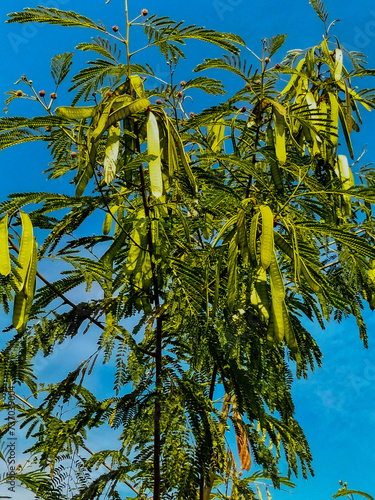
12,393 -> 139,495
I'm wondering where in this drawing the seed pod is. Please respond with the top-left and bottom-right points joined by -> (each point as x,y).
260,205 -> 274,270
0,215 -> 11,277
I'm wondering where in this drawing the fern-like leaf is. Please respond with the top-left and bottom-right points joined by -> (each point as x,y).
309,0 -> 328,23
6,7 -> 106,31
51,52 -> 74,87
267,34 -> 287,58
183,77 -> 226,95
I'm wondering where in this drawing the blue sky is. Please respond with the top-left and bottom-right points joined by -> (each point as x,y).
0,0 -> 375,499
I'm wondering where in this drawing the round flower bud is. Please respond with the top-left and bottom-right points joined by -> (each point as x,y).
45,126 -> 52,132
155,99 -> 163,104
180,80 -> 186,87
275,63 -> 281,69
265,57 -> 271,64
141,9 -> 148,16
16,90 -> 23,97
39,90 -> 46,97
50,92 -> 57,100
255,79 -> 261,85
70,151 -> 77,159
177,91 -> 183,98
112,25 -> 119,32
240,106 -> 246,113
96,170 -> 103,177
189,111 -> 194,118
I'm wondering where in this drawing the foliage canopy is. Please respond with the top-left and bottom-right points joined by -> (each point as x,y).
1,1 -> 375,499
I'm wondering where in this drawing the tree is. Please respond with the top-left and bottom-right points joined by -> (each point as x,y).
0,1 -> 375,498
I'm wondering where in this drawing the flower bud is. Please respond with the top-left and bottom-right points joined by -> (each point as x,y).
70,151 -> 77,159
112,25 -> 119,32
177,91 -> 183,98
265,57 -> 271,64
180,80 -> 186,87
275,63 -> 281,69
141,9 -> 148,16
39,90 -> 46,97
50,92 -> 57,100
240,106 -> 246,113
16,90 -> 23,97
189,111 -> 194,118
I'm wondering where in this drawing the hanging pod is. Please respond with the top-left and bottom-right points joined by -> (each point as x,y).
55,105 -> 97,119
250,266 -> 269,321
266,122 -> 284,194
273,106 -> 286,165
13,238 -> 37,333
146,111 -> 163,198
335,154 -> 354,216
17,211 -> 34,291
103,125 -> 121,185
207,118 -> 225,153
0,214 -> 11,276
227,235 -> 238,312
260,206 -> 274,270
328,92 -> 339,147
279,57 -> 305,96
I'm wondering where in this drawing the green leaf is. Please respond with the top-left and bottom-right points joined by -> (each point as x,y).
51,52 -> 73,87
76,37 -> 119,62
183,77 -> 226,95
7,7 -> 106,31
297,221 -> 375,259
309,0 -> 328,23
267,34 -> 287,58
